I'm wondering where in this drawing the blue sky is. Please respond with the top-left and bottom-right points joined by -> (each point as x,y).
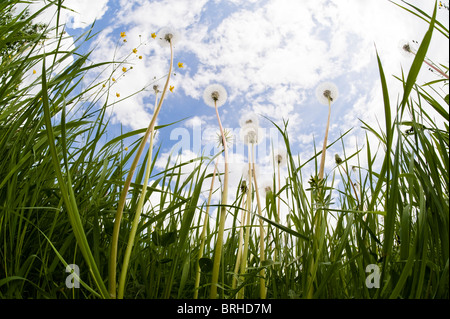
24,0 -> 449,221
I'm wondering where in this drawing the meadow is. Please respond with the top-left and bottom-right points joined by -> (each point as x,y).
0,0 -> 448,299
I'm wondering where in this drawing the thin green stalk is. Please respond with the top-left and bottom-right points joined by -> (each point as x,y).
109,39 -> 174,298
238,161 -> 252,299
319,97 -> 331,181
210,100 -> 229,299
117,91 -> 159,299
252,144 -> 267,299
231,183 -> 247,292
194,159 -> 218,299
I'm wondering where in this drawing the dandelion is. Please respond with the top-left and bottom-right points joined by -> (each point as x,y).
259,179 -> 273,198
315,81 -> 339,182
203,83 -> 229,299
203,84 -> 228,108
242,163 -> 259,181
315,82 -> 339,106
335,154 -> 343,165
113,24 -> 178,299
399,39 -> 449,79
157,27 -> 180,48
178,62 -> 184,68
238,112 -> 266,299
239,112 -> 259,128
240,124 -> 259,145
274,146 -> 287,167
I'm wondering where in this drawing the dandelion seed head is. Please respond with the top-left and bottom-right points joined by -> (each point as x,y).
315,81 -> 339,106
242,164 -> 259,181
260,179 -> 273,198
274,146 -> 287,167
239,112 -> 259,129
157,27 -> 180,47
240,125 -> 260,145
399,39 -> 416,58
203,84 -> 228,108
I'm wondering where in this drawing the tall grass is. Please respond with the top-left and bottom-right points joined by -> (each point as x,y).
0,0 -> 448,299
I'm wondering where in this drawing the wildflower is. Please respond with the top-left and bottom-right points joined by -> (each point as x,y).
151,32 -> 156,39
203,84 -> 228,108
33,70 -> 36,74
123,39 -> 127,42
139,55 -> 143,59
116,93 -> 120,97
242,164 -> 259,181
239,112 -> 259,128
120,32 -> 126,38
274,146 -> 287,167
122,67 -> 127,72
216,129 -> 234,147
240,125 -> 259,145
315,82 -> 339,106
132,48 -> 137,54
178,62 -> 184,68
112,77 -> 116,82
125,147 -> 128,151
169,86 -> 174,92
157,27 -> 180,48
240,112 -> 261,145
259,179 -> 273,198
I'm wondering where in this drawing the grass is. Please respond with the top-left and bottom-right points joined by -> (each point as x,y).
0,0 -> 448,299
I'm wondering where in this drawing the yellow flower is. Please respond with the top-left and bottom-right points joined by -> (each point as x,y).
122,67 -> 127,72
112,77 -> 116,82
178,62 -> 184,68
151,32 -> 156,39
123,39 -> 127,43
116,93 -> 120,97
139,56 -> 143,59
102,84 -> 106,88
132,48 -> 137,54
169,86 -> 174,92
124,147 -> 128,151
120,32 -> 126,38
33,70 -> 36,74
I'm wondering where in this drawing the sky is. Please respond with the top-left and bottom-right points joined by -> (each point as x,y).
23,0 -> 450,226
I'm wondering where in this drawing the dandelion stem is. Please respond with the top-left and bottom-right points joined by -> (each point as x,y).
231,197 -> 246,291
108,40 -> 174,298
210,99 -> 229,299
238,161 -> 253,299
194,158 -> 218,299
252,143 -> 267,299
318,97 -> 331,182
117,91 -> 158,299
